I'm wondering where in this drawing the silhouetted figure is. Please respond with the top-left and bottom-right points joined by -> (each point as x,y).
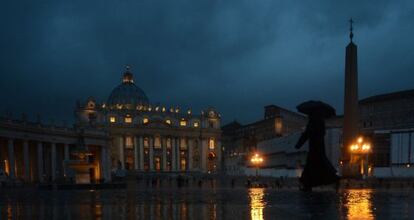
295,101 -> 339,191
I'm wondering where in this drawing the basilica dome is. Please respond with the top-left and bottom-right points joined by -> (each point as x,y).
107,67 -> 149,107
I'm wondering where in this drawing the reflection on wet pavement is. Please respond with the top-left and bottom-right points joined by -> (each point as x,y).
249,188 -> 265,220
0,188 -> 413,219
343,189 -> 374,220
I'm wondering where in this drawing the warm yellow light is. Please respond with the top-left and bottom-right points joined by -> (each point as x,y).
193,122 -> 199,128
124,115 -> 132,123
109,116 -> 116,123
346,189 -> 374,220
251,153 -> 264,164
162,107 -> 166,112
180,120 -> 187,126
166,119 -> 171,125
143,118 -> 149,124
358,137 -> 363,144
249,188 -> 265,220
4,160 -> 9,175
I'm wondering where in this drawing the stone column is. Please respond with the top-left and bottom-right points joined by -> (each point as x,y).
171,137 -> 177,171
64,143 -> 70,161
23,140 -> 30,181
149,136 -> 154,171
37,142 -> 44,182
139,136 -> 144,171
119,136 -> 125,169
134,136 -> 139,170
104,142 -> 112,182
201,138 -> 208,172
188,138 -> 193,171
162,137 -> 167,171
100,146 -> 106,181
176,137 -> 181,171
7,139 -> 15,178
51,143 -> 56,181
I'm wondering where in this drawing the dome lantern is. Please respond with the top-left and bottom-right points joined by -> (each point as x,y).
122,65 -> 134,83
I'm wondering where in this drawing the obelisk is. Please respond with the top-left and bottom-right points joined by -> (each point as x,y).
342,19 -> 359,168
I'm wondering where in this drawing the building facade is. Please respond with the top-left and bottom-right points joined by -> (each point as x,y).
75,67 -> 222,174
0,116 -> 111,184
360,89 -> 414,168
222,105 -> 307,175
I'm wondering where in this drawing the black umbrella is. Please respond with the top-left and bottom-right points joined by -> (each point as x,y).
297,100 -> 336,118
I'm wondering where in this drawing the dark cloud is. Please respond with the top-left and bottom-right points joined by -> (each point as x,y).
1,0 -> 414,125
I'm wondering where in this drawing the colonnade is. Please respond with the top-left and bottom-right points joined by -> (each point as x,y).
0,137 -> 111,183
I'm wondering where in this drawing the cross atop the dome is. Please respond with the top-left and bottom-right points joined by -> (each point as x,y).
125,65 -> 131,72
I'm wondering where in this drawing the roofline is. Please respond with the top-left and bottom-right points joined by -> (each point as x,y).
359,89 -> 414,104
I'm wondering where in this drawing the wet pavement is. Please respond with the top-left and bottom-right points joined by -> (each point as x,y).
0,188 -> 413,219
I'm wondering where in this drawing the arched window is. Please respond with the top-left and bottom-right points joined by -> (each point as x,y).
193,121 -> 199,128
143,117 -> 149,124
144,137 -> 149,148
154,136 -> 161,149
180,119 -> 187,127
209,138 -> 215,150
125,136 -> 133,149
124,115 -> 132,123
109,116 -> 116,123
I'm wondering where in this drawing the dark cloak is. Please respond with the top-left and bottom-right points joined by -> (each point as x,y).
295,115 -> 339,188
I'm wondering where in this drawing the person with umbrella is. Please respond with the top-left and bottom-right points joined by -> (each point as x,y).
295,100 -> 340,191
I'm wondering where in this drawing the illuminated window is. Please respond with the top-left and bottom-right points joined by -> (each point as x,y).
166,119 -> 171,125
209,138 -> 215,150
193,122 -> 199,128
166,138 -> 172,149
143,118 -> 149,124
144,137 -> 149,148
125,136 -> 133,149
180,158 -> 186,171
154,136 -> 161,149
180,120 -> 187,127
162,107 -> 166,112
275,118 -> 282,135
180,138 -> 187,150
124,115 -> 132,123
109,116 -> 116,123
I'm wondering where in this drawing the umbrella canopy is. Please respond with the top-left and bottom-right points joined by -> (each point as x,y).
297,100 -> 336,118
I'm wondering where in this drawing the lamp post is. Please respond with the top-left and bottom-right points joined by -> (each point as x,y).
250,153 -> 264,178
349,136 -> 372,178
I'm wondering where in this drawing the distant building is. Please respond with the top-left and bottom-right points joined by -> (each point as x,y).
75,67 -> 222,174
360,89 -> 414,169
222,105 -> 307,175
0,66 -> 222,185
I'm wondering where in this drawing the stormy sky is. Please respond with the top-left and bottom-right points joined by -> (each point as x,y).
1,0 -> 414,125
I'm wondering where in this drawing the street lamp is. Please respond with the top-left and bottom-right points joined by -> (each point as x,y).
349,136 -> 372,178
250,153 -> 264,178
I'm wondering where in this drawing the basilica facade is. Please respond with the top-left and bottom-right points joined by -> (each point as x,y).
75,67 -> 222,174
